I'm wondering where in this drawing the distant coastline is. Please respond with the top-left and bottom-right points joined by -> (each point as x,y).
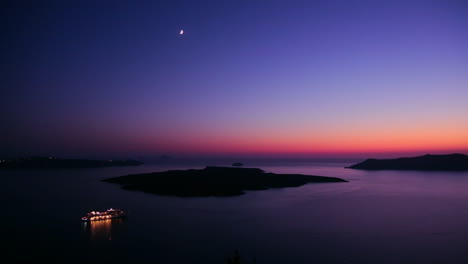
346,154 -> 468,171
0,157 -> 143,169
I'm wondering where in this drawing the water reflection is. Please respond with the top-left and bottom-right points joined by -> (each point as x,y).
82,218 -> 124,241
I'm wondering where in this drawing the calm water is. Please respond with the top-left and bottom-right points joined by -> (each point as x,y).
3,160 -> 468,264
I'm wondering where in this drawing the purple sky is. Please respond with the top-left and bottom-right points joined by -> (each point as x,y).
2,0 -> 467,159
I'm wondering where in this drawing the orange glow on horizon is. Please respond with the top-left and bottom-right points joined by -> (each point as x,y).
133,129 -> 468,157
124,119 -> 468,157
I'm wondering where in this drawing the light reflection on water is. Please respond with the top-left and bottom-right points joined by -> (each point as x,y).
82,218 -> 125,241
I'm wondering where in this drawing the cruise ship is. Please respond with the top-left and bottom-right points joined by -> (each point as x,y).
81,208 -> 126,222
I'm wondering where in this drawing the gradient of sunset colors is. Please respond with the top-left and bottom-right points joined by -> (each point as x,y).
2,0 -> 467,159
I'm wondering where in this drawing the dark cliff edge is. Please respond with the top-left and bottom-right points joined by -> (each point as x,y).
346,154 -> 468,171
103,166 -> 347,197
0,157 -> 143,169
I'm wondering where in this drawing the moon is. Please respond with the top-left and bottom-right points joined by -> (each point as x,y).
179,29 -> 184,35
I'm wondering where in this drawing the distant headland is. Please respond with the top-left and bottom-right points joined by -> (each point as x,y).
0,157 -> 143,169
346,154 -> 468,171
103,166 -> 347,197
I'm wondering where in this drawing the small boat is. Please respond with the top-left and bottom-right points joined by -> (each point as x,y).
81,208 -> 126,222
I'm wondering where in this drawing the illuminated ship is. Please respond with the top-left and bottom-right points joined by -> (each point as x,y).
81,208 -> 126,222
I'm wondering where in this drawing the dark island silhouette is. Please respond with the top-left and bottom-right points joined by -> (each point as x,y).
0,156 -> 143,169
346,153 -> 468,171
103,166 -> 347,197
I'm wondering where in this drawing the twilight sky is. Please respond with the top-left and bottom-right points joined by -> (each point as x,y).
1,0 -> 467,159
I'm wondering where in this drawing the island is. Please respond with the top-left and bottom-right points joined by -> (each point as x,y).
346,153 -> 468,171
0,157 -> 143,169
102,166 -> 347,197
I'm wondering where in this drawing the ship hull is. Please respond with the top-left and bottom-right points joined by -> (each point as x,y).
81,209 -> 126,222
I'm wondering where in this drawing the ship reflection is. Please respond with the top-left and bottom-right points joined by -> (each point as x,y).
82,218 -> 124,241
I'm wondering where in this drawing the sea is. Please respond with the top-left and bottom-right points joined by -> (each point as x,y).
3,159 -> 468,264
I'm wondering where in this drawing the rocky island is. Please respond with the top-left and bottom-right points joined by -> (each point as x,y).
0,157 -> 143,169
103,166 -> 347,197
346,153 -> 468,171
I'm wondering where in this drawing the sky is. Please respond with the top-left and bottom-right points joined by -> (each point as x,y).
1,0 -> 467,159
